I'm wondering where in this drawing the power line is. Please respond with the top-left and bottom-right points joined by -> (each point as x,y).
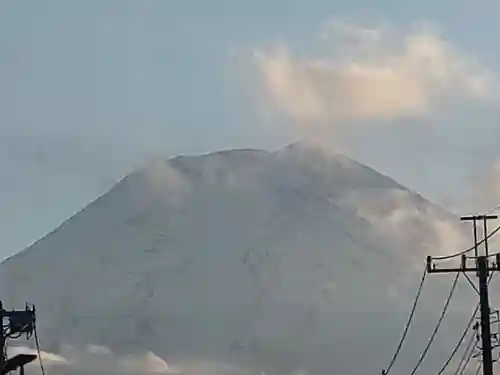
428,215 -> 499,375
461,204 -> 500,219
382,214 -> 498,375
432,225 -> 500,260
486,204 -> 500,215
454,332 -> 478,375
437,303 -> 480,375
457,335 -> 478,375
437,273 -> 495,375
408,272 -> 460,375
468,248 -> 500,259
383,266 -> 428,375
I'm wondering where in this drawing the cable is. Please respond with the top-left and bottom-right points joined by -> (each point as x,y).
475,363 -> 482,375
33,323 -> 46,375
437,302 -> 480,375
438,272 -> 495,375
383,266 -> 428,375
470,247 -> 500,259
462,205 -> 500,218
437,272 -> 495,375
486,204 -> 500,215
432,225 -> 500,260
408,272 -> 460,375
454,332 -> 478,375
456,335 -> 478,375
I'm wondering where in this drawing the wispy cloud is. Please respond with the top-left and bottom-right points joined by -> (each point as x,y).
10,345 -> 268,375
252,20 -> 494,140
350,188 -> 469,261
10,344 -> 176,375
141,158 -> 191,207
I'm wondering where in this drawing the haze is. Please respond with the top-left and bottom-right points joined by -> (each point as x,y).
2,0 -> 500,257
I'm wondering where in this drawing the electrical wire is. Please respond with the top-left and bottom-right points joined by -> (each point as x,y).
462,205 -> 500,218
408,272 -> 461,375
470,247 -> 500,259
486,204 -> 500,215
33,322 -> 46,375
454,332 -> 478,375
437,302 -> 480,375
383,266 -> 428,375
456,335 -> 478,375
437,272 -> 495,375
432,225 -> 500,260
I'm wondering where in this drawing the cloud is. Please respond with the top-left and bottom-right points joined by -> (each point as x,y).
8,345 -> 176,375
86,344 -> 113,356
143,158 -> 187,192
118,352 -> 172,374
7,345 -> 280,375
252,20 -> 493,139
350,188 -> 469,260
7,345 -> 68,367
141,158 -> 191,207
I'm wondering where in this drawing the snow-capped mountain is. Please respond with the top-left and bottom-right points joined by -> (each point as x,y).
0,143 -> 480,375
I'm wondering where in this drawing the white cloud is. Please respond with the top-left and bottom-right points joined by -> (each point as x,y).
379,206 -> 467,259
170,360 -> 256,375
7,346 -> 298,375
141,158 -> 191,206
6,345 -> 279,375
143,158 -> 187,192
118,352 -> 172,374
7,346 -> 68,367
86,344 -> 113,356
351,189 -> 469,260
8,345 -> 175,375
253,21 -> 493,138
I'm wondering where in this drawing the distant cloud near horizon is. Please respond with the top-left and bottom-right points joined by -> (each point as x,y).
251,20 -> 494,140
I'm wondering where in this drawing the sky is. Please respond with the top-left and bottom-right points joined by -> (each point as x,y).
2,0 -> 500,257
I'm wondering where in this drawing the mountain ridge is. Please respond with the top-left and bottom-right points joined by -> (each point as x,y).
3,142 -> 416,264
0,142 -> 474,375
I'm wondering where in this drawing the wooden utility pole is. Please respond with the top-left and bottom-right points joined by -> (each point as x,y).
427,215 -> 499,375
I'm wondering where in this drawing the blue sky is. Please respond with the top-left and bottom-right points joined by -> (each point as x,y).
1,0 -> 500,257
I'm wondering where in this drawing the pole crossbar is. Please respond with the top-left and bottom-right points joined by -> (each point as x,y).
427,215 -> 499,375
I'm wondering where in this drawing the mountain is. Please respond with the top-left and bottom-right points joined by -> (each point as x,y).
0,143 -> 478,375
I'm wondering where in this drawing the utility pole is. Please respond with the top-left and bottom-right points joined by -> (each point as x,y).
427,215 -> 499,375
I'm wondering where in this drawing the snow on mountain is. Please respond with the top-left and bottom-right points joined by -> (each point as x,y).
0,143 -> 480,375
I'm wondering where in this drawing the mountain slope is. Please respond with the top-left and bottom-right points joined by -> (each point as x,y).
0,143 -> 476,375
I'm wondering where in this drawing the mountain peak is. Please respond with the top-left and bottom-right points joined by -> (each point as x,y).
276,141 -> 359,166
278,140 -> 333,154
0,143 -> 462,375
